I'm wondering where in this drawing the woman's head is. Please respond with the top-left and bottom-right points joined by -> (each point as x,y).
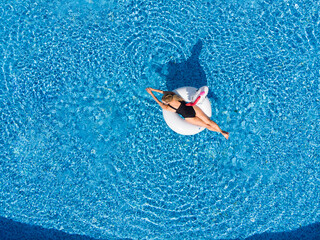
162,92 -> 184,103
162,92 -> 174,103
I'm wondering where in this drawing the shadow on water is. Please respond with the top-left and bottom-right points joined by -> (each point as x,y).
233,222 -> 320,240
0,216 -> 319,240
0,216 -> 127,240
154,40 -> 216,99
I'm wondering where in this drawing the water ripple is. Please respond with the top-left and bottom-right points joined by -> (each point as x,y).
1,0 -> 319,239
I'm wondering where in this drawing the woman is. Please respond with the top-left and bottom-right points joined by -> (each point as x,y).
146,87 -> 229,139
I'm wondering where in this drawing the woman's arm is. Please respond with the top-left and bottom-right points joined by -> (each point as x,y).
148,88 -> 175,95
149,88 -> 164,94
146,88 -> 168,110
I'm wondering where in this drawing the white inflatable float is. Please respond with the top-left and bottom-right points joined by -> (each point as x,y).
162,86 -> 212,135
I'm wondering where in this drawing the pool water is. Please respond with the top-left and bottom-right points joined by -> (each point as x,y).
0,0 -> 319,239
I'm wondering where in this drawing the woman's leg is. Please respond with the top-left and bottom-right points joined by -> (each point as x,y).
185,117 -> 216,131
192,106 -> 229,139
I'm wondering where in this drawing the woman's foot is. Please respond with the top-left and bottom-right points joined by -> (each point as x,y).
222,131 -> 229,140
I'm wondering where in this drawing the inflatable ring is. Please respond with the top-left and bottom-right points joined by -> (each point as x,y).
162,86 -> 212,135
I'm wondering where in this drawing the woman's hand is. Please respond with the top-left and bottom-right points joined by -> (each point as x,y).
146,87 -> 152,94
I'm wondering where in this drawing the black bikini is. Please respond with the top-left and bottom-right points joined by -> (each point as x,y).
168,101 -> 196,118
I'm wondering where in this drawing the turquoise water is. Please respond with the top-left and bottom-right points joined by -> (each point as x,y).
0,0 -> 319,239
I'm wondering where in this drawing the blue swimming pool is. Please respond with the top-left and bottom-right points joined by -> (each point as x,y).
1,0 -> 319,239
